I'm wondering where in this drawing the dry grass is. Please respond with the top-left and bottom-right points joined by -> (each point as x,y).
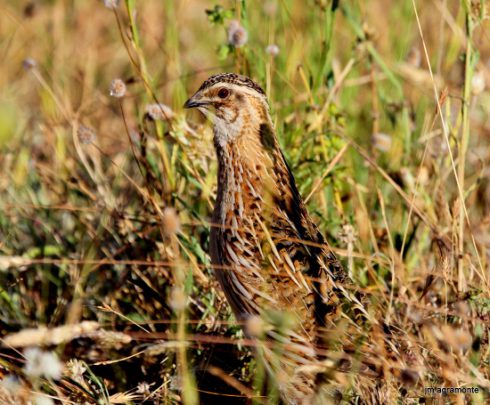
0,0 -> 489,403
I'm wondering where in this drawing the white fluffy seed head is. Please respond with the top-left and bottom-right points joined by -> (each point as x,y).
77,125 -> 96,145
22,58 -> 37,70
265,44 -> 280,56
109,78 -> 127,98
145,103 -> 174,121
472,71 -> 486,95
34,395 -> 55,405
227,20 -> 248,48
103,0 -> 119,9
24,348 -> 62,380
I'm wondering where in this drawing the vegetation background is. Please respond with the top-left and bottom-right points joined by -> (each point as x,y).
0,0 -> 489,403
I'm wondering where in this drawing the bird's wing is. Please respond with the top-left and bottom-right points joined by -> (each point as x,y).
210,223 -> 262,320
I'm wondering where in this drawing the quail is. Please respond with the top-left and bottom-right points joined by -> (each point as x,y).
185,73 -> 350,404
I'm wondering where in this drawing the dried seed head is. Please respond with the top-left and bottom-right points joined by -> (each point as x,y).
145,103 -> 174,121
0,375 -> 21,395
136,382 -> 151,395
66,359 -> 86,383
418,166 -> 429,185
109,78 -> 127,98
246,315 -> 265,337
265,44 -> 280,57
87,329 -> 132,349
22,58 -> 37,71
169,287 -> 187,311
2,321 -> 99,347
24,348 -> 63,380
372,132 -> 392,152
227,20 -> 248,48
406,307 -> 423,325
406,46 -> 421,68
33,395 -> 55,405
339,223 -> 357,245
77,125 -> 96,145
103,0 -> 119,9
162,207 -> 180,236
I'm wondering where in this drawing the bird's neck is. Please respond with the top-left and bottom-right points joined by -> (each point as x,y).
213,118 -> 288,227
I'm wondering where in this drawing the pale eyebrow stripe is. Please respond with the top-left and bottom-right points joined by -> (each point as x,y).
206,83 -> 266,99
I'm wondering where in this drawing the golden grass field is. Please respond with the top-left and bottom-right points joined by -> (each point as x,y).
0,0 -> 489,403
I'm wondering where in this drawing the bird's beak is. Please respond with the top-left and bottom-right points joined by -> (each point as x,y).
183,92 -> 207,109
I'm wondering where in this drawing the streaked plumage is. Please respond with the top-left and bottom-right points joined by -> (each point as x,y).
185,73 -> 350,404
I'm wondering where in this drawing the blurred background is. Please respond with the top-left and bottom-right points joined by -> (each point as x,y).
0,0 -> 489,403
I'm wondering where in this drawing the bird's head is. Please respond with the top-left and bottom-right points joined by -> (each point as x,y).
184,73 -> 271,146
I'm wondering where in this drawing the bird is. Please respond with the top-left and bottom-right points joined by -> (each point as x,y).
184,73 -> 356,404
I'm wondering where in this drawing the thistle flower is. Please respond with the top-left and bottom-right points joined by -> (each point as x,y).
103,0 -> 119,9
145,103 -> 174,121
24,348 -> 62,380
77,125 -> 96,145
227,20 -> 248,48
109,78 -> 126,98
265,44 -> 280,57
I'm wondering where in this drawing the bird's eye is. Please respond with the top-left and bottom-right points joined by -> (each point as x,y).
217,88 -> 230,99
